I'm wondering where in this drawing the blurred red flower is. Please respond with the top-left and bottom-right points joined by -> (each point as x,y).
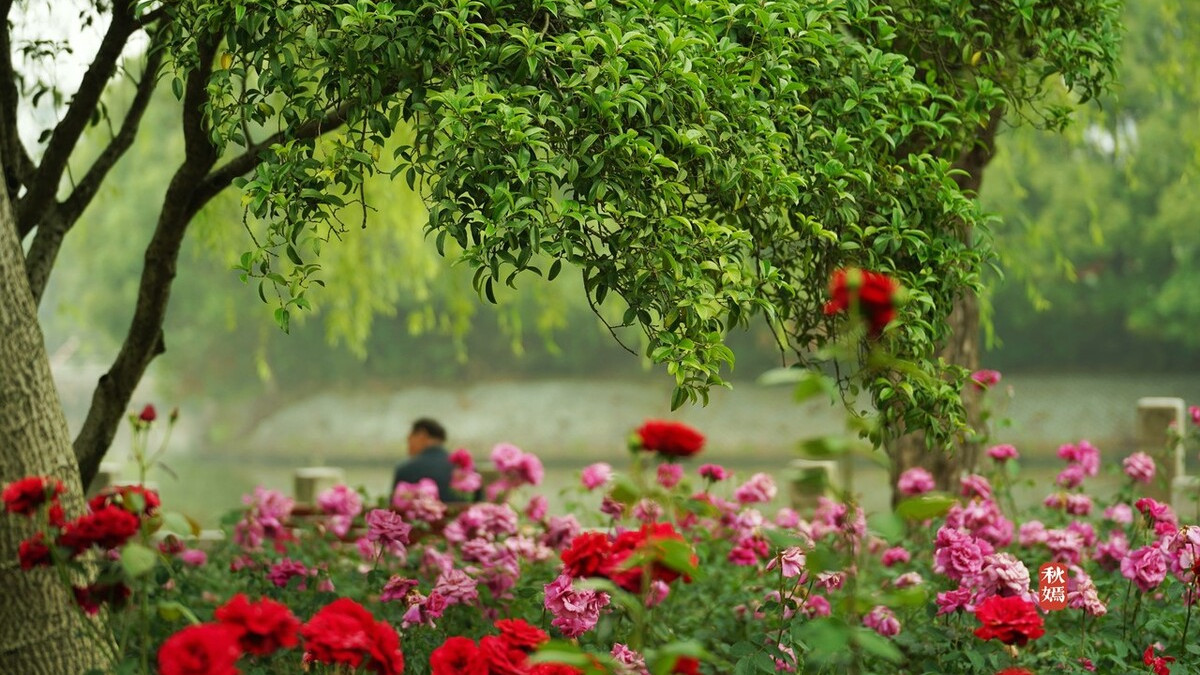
430,636 -> 488,675
301,598 -> 404,675
2,476 -> 64,515
823,268 -> 899,336
636,420 -> 705,457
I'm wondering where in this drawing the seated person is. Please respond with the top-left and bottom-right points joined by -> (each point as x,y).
392,418 -> 471,503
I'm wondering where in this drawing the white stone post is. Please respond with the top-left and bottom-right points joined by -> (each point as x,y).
294,467 -> 346,506
1136,397 -> 1185,502
789,458 -> 841,510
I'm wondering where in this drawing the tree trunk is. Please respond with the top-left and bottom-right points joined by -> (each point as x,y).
887,108 -> 1002,498
0,162 -> 109,670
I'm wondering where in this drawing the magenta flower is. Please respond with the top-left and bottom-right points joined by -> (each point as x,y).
734,473 -> 777,504
449,448 -> 474,470
1122,452 -> 1156,484
1121,544 -> 1169,592
801,595 -> 831,618
179,549 -> 207,566
366,508 -> 412,548
433,568 -> 479,606
1191,405 -> 1200,426
863,606 -> 901,637
698,463 -> 729,482
1017,521 -> 1048,548
986,444 -> 1019,462
266,558 -> 311,589
525,495 -> 548,521
978,552 -> 1031,598
380,575 -> 418,603
960,474 -> 992,500
1104,503 -> 1134,525
881,547 -> 911,567
656,463 -> 684,489
391,479 -> 446,523
893,572 -> 923,588
897,468 -> 935,496
316,485 -> 363,517
936,586 -> 973,615
610,644 -> 649,675
767,547 -> 806,578
969,369 -> 1002,389
543,573 -> 610,638
580,463 -> 613,490
933,527 -> 986,582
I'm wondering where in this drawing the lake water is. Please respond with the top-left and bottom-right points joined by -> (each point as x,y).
92,373 -> 1200,525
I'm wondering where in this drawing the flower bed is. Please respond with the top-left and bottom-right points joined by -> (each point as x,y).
8,414 -> 1200,675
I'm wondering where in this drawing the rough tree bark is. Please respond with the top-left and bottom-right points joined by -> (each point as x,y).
887,107 -> 1003,497
0,160 -> 109,672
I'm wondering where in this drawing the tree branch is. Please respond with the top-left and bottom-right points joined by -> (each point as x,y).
192,103 -> 353,207
0,0 -> 35,201
14,0 -> 138,239
73,36 -> 222,487
24,38 -> 166,305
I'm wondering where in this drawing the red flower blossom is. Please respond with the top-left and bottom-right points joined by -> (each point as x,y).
58,505 -> 141,553
157,623 -> 242,675
2,476 -> 65,516
18,533 -> 52,570
74,582 -> 131,615
995,669 -> 1035,675
301,598 -> 404,675
673,656 -> 702,674
89,484 -> 161,516
1144,645 -> 1176,675
139,404 -> 158,422
430,636 -> 489,675
973,595 -> 1045,646
561,531 -> 614,578
823,268 -> 899,336
214,593 -> 300,656
635,420 -> 705,457
529,666 -> 585,675
479,635 -> 528,675
495,618 -> 549,651
604,522 -> 697,593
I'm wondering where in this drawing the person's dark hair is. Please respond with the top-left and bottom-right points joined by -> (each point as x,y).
411,417 -> 446,441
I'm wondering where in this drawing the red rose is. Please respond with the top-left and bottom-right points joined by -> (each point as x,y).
301,598 -> 404,675
1144,645 -> 1176,675
823,268 -> 899,336
58,505 -> 141,553
604,522 -> 696,592
673,656 -> 702,675
89,484 -> 161,516
479,635 -> 528,675
430,636 -> 489,675
994,670 -> 1034,675
158,623 -> 242,675
530,665 -> 585,675
139,404 -> 158,422
18,534 -> 52,570
214,593 -> 300,656
495,618 -> 549,651
2,476 -> 65,515
635,420 -> 705,457
561,531 -> 613,578
973,595 -> 1045,646
74,582 -> 131,615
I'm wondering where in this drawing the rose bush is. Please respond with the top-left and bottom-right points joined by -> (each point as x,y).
9,365 -> 1200,674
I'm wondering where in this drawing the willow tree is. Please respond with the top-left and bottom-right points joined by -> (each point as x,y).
0,0 -> 1061,668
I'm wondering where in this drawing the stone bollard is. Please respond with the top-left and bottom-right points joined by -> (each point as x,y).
789,458 -> 840,511
1136,397 -> 1185,502
294,467 -> 346,506
1171,476 -> 1200,522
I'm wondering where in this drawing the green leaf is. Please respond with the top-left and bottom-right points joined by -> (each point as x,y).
867,512 -> 904,541
120,542 -> 158,578
894,493 -> 957,520
853,628 -> 902,662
